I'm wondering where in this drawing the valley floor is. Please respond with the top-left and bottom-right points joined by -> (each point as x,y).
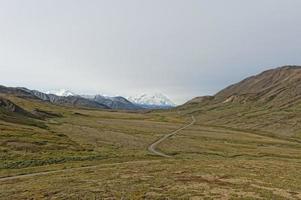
1,106 -> 301,199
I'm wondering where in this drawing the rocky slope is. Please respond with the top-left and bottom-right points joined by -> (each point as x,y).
84,95 -> 142,110
94,95 -> 141,110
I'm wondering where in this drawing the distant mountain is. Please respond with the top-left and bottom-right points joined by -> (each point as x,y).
0,86 -> 142,110
48,95 -> 110,109
84,95 -> 142,110
0,86 -> 174,110
26,89 -> 110,109
0,86 -> 109,110
128,93 -> 176,109
0,85 -> 38,99
46,89 -> 76,96
43,89 -> 142,110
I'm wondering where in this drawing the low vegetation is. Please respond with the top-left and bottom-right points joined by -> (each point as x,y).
1,66 -> 301,199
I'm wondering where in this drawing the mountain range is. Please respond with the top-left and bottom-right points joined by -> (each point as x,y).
0,86 -> 175,111
2,65 -> 301,137
84,95 -> 142,110
46,89 -> 176,110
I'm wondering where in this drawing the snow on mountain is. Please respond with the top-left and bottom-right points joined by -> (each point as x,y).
46,89 -> 76,97
128,93 -> 176,108
44,90 -> 175,109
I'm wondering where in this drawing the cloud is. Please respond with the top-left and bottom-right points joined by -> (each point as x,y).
1,0 -> 301,104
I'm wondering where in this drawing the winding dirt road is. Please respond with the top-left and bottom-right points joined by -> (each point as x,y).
0,160 -> 160,182
148,116 -> 196,157
1,116 -> 195,181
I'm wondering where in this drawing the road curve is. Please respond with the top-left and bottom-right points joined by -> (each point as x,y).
148,116 -> 196,157
1,116 -> 195,181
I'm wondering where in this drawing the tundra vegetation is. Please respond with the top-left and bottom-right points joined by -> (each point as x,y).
1,66 -> 301,199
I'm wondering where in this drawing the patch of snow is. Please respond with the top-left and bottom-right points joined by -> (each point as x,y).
46,89 -> 76,96
128,93 -> 176,107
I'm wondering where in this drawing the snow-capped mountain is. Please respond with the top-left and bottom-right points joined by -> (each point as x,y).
81,94 -> 141,110
46,89 -> 76,97
43,89 -> 175,109
128,93 -> 176,108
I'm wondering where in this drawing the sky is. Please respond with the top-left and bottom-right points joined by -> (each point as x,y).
1,0 -> 301,104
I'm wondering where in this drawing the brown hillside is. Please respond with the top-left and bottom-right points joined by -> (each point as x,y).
178,66 -> 301,137
215,66 -> 301,107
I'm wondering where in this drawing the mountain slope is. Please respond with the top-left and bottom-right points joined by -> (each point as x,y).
0,97 -> 35,118
0,86 -> 110,110
0,96 -> 47,127
43,88 -> 146,110
28,89 -> 110,109
178,66 -> 301,137
48,95 -> 110,109
86,95 -> 142,110
0,86 -> 38,99
215,66 -> 301,107
1,86 -> 144,110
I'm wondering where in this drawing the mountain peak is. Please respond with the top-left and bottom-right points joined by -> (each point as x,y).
128,93 -> 176,108
46,89 -> 76,97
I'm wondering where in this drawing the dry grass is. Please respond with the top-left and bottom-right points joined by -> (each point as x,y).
1,96 -> 301,199
2,158 -> 301,199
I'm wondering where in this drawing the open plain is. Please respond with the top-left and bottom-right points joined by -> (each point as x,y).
1,91 -> 301,199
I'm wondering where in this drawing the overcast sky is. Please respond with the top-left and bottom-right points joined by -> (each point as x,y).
1,0 -> 301,104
